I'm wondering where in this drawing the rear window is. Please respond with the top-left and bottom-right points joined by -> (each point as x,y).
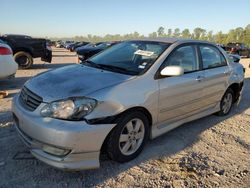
200,45 -> 227,69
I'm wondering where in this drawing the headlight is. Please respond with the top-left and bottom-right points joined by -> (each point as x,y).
40,97 -> 97,120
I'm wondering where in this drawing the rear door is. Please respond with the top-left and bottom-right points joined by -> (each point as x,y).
199,44 -> 230,107
157,44 -> 207,124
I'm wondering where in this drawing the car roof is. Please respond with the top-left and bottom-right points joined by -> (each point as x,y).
129,37 -> 213,44
2,34 -> 32,38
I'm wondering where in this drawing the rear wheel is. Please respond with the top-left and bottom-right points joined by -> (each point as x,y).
106,111 -> 149,162
14,51 -> 33,69
217,88 -> 234,116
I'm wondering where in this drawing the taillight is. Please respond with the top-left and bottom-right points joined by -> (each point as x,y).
0,47 -> 12,55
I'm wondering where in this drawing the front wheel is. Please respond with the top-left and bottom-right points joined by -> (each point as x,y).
217,88 -> 234,116
106,111 -> 149,162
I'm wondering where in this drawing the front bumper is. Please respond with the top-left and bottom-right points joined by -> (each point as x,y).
12,95 -> 116,170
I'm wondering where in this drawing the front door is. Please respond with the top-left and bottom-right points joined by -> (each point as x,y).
158,44 -> 206,124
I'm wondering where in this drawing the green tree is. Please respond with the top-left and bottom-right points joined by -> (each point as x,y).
181,29 -> 191,38
193,27 -> 206,40
49,25 -> 250,45
149,32 -> 158,38
235,27 -> 244,42
214,31 -> 227,44
173,28 -> 180,37
206,31 -> 214,42
157,26 -> 165,37
244,24 -> 250,46
167,29 -> 172,37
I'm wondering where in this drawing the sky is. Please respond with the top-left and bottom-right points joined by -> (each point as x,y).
1,0 -> 250,38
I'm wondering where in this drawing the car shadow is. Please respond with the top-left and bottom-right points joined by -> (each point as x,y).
52,49 -> 66,52
1,78 -> 249,187
0,76 -> 31,91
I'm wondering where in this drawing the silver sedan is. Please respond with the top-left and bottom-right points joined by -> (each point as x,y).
12,38 -> 244,170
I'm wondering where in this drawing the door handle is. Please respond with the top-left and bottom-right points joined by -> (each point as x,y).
196,75 -> 205,82
223,71 -> 230,76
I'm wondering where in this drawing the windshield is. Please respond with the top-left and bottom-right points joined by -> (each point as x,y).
84,41 -> 169,75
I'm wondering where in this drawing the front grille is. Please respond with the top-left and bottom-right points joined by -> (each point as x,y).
19,87 -> 43,111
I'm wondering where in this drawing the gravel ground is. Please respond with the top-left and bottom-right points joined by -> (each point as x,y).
0,48 -> 249,188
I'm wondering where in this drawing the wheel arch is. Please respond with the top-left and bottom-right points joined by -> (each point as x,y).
13,47 -> 33,57
100,106 -> 153,153
227,82 -> 244,102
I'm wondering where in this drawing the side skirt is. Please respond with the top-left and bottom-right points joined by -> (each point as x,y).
150,103 -> 220,139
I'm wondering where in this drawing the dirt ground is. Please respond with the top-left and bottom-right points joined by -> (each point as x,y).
0,48 -> 249,188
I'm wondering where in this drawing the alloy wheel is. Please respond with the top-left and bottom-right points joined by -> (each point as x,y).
222,92 -> 233,114
119,118 -> 145,156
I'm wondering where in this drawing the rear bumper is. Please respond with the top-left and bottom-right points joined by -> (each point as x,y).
41,49 -> 52,63
0,56 -> 18,79
12,95 -> 116,170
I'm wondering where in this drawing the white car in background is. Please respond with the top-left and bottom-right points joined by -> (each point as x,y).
0,40 -> 18,79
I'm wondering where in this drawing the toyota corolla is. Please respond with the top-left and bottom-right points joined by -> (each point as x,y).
12,38 -> 244,170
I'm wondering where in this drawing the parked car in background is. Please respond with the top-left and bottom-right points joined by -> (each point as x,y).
66,42 -> 80,50
228,54 -> 241,63
69,42 -> 89,52
217,44 -> 241,63
224,42 -> 250,57
0,34 -> 52,69
63,41 -> 75,48
12,38 -> 244,170
0,41 -> 18,79
76,41 -> 119,61
55,41 -> 64,48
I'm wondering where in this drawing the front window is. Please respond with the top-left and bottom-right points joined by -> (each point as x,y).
84,41 -> 169,75
161,45 -> 199,73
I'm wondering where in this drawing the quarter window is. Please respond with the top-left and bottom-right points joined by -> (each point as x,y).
162,45 -> 199,73
200,45 -> 227,69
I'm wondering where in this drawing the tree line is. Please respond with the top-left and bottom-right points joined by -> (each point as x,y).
50,25 -> 250,45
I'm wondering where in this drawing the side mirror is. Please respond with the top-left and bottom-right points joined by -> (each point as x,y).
160,66 -> 184,77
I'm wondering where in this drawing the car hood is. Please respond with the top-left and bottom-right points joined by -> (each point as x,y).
25,64 -> 134,102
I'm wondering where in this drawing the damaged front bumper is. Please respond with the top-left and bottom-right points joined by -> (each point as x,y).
12,95 -> 116,170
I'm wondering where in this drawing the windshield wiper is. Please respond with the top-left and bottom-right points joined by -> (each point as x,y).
82,60 -> 102,68
82,61 -> 138,75
96,64 -> 138,75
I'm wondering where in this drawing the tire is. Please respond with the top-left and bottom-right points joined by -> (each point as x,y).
106,111 -> 150,163
217,88 -> 234,116
14,51 -> 33,69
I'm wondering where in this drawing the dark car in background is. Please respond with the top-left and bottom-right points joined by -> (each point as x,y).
224,42 -> 250,58
56,41 -> 64,48
0,34 -> 52,69
66,42 -> 80,51
76,41 -> 119,61
69,42 -> 89,52
63,41 -> 75,48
